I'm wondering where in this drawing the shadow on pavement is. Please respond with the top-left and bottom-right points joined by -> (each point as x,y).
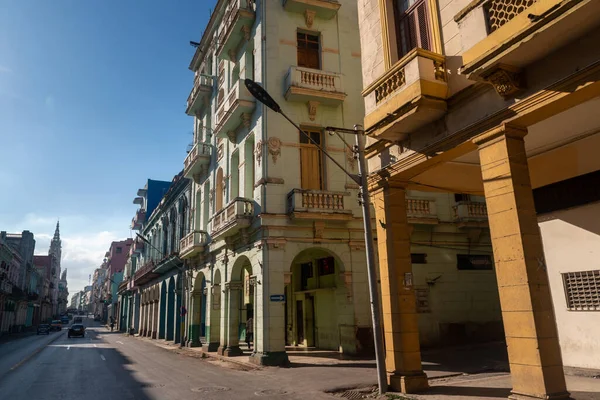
420,342 -> 509,374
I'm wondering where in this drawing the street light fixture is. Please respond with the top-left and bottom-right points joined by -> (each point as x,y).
244,79 -> 388,394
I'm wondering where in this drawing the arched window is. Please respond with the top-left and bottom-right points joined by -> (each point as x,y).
179,197 -> 188,239
162,218 -> 169,257
216,168 -> 224,212
170,209 -> 177,254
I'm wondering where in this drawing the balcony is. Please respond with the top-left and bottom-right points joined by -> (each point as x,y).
186,74 -> 215,116
133,260 -> 159,286
453,201 -> 488,228
283,0 -> 340,20
131,209 -> 146,231
216,0 -> 256,59
287,189 -> 353,221
363,49 -> 448,141
179,230 -> 209,260
406,198 -> 438,225
215,80 -> 256,139
183,142 -> 212,182
284,66 -> 346,106
210,198 -> 254,240
118,279 -> 129,294
458,0 -> 600,95
153,253 -> 182,274
132,239 -> 145,254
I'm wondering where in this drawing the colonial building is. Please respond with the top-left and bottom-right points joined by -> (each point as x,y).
357,0 -> 600,396
122,171 -> 190,342
180,0 -> 373,366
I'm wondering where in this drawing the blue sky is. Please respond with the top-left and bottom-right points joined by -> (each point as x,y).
0,1 -> 213,295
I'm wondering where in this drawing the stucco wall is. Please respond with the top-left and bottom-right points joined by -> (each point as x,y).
539,201 -> 600,370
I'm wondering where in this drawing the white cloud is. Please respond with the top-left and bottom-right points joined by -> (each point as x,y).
9,213 -> 131,296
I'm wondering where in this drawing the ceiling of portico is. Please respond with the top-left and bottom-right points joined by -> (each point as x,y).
407,95 -> 600,194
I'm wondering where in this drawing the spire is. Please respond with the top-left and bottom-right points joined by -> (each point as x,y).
53,220 -> 60,241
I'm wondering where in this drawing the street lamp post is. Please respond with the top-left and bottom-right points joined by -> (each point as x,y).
244,79 -> 388,394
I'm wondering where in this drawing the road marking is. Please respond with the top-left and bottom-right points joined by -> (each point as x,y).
116,341 -> 124,345
100,355 -> 106,361
10,331 -> 65,371
67,346 -> 70,350
93,344 -> 97,348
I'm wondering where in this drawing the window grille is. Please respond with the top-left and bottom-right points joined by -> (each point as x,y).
562,270 -> 600,311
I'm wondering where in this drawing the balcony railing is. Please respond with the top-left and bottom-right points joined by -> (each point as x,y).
132,239 -> 144,254
406,198 -> 438,224
183,143 -> 212,182
363,48 -> 447,141
216,0 -> 256,58
131,209 -> 146,231
287,189 -> 352,220
453,201 -> 488,226
283,0 -> 341,20
210,198 -> 254,240
215,80 -> 256,138
133,260 -> 158,286
179,230 -> 209,260
186,74 -> 215,116
284,66 -> 346,105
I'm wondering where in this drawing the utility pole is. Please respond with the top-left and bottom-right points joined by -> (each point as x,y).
244,79 -> 388,394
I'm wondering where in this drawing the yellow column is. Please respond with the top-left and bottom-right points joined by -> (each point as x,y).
475,125 -> 569,400
372,183 -> 428,393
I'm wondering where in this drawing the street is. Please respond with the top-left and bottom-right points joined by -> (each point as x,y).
0,317 -> 345,400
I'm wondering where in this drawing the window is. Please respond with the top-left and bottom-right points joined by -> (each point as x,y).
411,253 -> 427,264
563,270 -> 600,311
317,257 -> 335,276
297,32 -> 320,70
394,0 -> 431,58
116,247 -> 122,254
454,193 -> 471,202
299,130 -> 324,190
457,254 -> 493,270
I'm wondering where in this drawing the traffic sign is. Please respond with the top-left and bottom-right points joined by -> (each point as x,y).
270,294 -> 285,302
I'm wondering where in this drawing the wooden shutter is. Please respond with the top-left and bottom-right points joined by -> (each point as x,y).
395,0 -> 431,57
299,130 -> 323,190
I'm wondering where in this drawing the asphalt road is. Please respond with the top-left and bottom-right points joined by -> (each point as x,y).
0,317 -> 339,400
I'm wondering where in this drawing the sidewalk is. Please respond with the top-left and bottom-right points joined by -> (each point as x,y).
128,335 -> 600,399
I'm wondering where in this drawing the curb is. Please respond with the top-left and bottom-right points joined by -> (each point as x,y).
132,335 -> 261,371
9,330 -> 65,372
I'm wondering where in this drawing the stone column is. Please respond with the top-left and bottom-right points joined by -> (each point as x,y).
203,284 -> 221,352
372,183 -> 428,394
152,301 -> 159,339
249,245 -> 289,366
222,282 -> 243,356
189,294 -> 202,347
474,125 -> 568,400
140,302 -> 146,336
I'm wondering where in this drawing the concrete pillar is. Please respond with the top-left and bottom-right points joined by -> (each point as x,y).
139,303 -> 146,336
222,282 -> 243,356
152,301 -> 158,339
189,293 -> 202,347
249,248 -> 288,366
203,284 -> 220,352
372,184 -> 428,394
474,125 -> 568,400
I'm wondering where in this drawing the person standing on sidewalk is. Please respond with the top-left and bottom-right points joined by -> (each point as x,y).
245,315 -> 253,350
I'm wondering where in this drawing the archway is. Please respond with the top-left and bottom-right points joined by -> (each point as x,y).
205,269 -> 222,352
286,248 -> 351,352
232,256 -> 254,354
159,282 -> 167,339
166,277 -> 175,341
190,272 -> 206,347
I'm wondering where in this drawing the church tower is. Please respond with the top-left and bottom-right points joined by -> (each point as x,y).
49,221 -> 62,265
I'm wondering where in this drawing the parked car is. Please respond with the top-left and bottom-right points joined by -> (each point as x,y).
37,324 -> 50,335
74,316 -> 83,323
78,311 -> 85,316
68,324 -> 85,338
60,316 -> 69,325
94,315 -> 101,321
50,320 -> 62,331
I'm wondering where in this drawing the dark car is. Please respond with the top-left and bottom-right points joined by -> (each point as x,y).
68,324 -> 85,338
74,316 -> 83,323
37,324 -> 50,335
